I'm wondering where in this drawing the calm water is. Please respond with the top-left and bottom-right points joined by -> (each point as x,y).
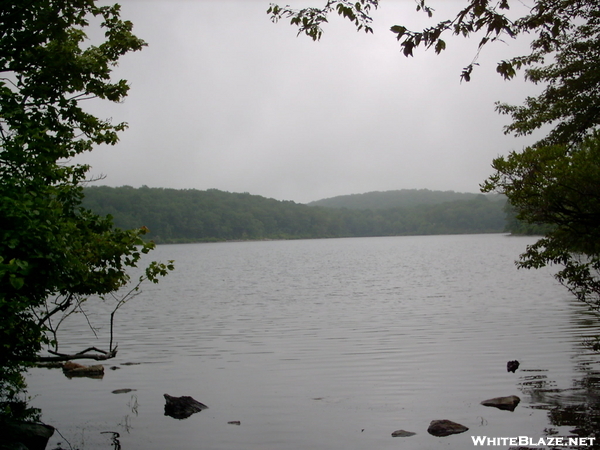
26,234 -> 600,449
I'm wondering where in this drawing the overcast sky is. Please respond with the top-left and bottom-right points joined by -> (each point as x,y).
77,0 -> 545,204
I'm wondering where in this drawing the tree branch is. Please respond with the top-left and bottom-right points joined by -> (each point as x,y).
33,346 -> 118,363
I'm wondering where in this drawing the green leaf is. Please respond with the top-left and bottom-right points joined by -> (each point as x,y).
390,25 -> 407,39
9,275 -> 25,291
434,39 -> 446,54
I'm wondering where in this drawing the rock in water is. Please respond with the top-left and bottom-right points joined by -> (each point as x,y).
481,395 -> 521,411
62,361 -> 104,378
507,360 -> 520,373
164,394 -> 208,419
427,420 -> 469,437
112,388 -> 136,394
391,429 -> 416,437
0,422 -> 54,450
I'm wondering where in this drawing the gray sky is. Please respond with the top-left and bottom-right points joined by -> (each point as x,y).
78,0 -> 544,204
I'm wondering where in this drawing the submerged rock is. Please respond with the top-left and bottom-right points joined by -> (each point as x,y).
164,394 -> 208,419
481,395 -> 521,411
391,429 -> 416,437
427,420 -> 469,437
112,388 -> 136,394
62,361 -> 104,379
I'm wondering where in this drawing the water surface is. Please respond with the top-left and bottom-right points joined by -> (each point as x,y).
27,234 -> 600,449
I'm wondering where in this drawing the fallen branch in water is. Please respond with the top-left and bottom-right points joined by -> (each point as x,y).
33,346 -> 118,363
28,260 -> 173,364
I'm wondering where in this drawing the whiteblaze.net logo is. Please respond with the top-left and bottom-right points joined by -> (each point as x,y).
471,436 -> 597,447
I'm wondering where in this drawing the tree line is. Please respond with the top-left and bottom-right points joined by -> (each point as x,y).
82,185 -> 508,243
273,0 -> 600,310
307,189 -> 501,209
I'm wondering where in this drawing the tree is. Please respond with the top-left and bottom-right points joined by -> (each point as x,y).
495,9 -> 600,146
268,1 -> 600,309
0,0 -> 172,417
481,5 -> 600,309
483,134 -> 600,309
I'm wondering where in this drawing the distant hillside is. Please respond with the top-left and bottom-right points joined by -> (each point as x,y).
82,186 -> 508,243
308,189 -> 504,210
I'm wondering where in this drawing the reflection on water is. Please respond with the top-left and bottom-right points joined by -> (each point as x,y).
518,302 -> 600,448
25,234 -> 600,450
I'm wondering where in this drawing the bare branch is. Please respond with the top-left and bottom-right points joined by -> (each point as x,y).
32,346 -> 118,363
37,293 -> 74,327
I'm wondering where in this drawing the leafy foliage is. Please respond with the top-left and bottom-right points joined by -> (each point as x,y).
268,0 -> 377,41
268,0 -> 595,81
479,4 -> 600,311
0,0 -> 171,414
82,186 -> 508,242
483,134 -> 600,309
496,9 -> 600,146
502,202 -> 553,236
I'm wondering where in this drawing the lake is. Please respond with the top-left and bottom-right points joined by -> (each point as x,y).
26,234 -> 600,449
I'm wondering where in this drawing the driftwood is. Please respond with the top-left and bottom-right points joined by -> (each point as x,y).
32,268 -> 155,365
164,394 -> 208,419
34,346 -> 118,363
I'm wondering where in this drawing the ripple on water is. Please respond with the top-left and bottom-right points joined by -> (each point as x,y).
28,235 -> 600,450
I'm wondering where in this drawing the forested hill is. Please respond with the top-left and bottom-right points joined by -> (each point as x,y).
308,189 -> 505,209
82,186 -> 508,243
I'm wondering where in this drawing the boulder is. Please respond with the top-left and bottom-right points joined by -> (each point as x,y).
0,422 -> 54,450
164,394 -> 208,419
427,419 -> 469,437
507,360 -> 520,373
481,395 -> 521,411
62,361 -> 104,378
391,429 -> 416,437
